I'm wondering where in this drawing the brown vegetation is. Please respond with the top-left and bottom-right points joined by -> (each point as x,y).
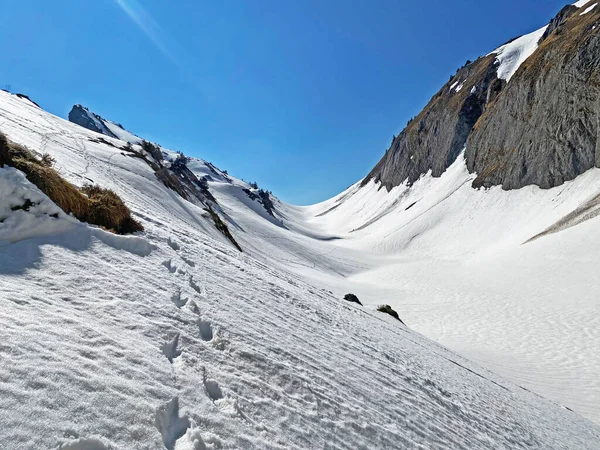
81,184 -> 144,234
0,131 -> 143,234
205,206 -> 242,252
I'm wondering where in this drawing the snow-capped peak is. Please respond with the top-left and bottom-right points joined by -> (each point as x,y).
68,104 -> 142,143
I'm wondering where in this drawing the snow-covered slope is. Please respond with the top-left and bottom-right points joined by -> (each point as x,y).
489,0 -> 596,82
2,88 -> 600,448
202,145 -> 600,426
489,26 -> 548,81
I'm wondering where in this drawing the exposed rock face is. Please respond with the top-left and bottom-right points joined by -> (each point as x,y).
539,4 -> 578,44
363,54 -> 504,191
467,6 -> 600,189
243,188 -> 276,216
363,3 -> 600,193
68,105 -> 118,138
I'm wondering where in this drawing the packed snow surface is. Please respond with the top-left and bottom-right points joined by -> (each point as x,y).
1,90 -> 600,449
102,120 -> 142,144
491,26 -> 548,81
581,2 -> 598,14
574,0 -> 593,7
0,166 -> 80,244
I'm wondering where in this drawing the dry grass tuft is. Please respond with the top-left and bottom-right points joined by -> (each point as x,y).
1,131 -> 143,235
81,184 -> 144,234
1,133 -> 90,217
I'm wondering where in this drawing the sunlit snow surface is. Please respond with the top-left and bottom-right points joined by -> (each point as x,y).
1,90 -> 600,448
489,26 -> 548,81
581,2 -> 599,15
488,0 -> 596,81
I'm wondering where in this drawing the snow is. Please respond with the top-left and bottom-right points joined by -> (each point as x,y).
490,26 -> 548,81
78,105 -> 142,144
581,2 -> 598,14
284,152 -> 600,425
488,0 -> 596,83
1,89 -> 600,448
0,166 -> 80,244
103,120 -> 142,144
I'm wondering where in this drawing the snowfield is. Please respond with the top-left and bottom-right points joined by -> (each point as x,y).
489,26 -> 548,81
1,89 -> 600,449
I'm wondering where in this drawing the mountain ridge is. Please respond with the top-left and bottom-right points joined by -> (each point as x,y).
364,1 -> 600,192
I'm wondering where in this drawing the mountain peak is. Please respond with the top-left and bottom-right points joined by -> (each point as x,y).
68,104 -> 141,143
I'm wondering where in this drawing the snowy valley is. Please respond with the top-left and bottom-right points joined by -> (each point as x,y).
2,1 -> 600,449
0,87 -> 598,449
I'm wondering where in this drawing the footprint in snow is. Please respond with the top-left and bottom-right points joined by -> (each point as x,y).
202,369 -> 224,401
189,276 -> 204,295
198,320 -> 213,342
155,397 -> 190,450
167,237 -> 180,251
171,290 -> 188,309
161,333 -> 182,363
188,300 -> 200,315
162,259 -> 177,274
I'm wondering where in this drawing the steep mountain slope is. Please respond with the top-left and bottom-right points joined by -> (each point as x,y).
365,1 -> 600,192
468,2 -> 600,189
2,84 -> 600,448
363,53 -> 503,190
69,104 -> 143,144
325,3 -> 600,423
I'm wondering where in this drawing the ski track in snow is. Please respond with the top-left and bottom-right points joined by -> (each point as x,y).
1,91 -> 600,449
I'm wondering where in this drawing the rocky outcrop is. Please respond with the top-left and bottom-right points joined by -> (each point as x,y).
68,105 -> 118,138
363,54 -> 504,190
343,293 -> 362,305
467,6 -> 600,189
243,187 -> 276,216
363,3 -> 600,193
539,4 -> 578,44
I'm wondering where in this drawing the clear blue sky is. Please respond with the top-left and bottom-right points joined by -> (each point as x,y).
1,0 -> 569,204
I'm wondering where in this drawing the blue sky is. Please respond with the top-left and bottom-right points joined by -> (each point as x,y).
1,0 -> 569,204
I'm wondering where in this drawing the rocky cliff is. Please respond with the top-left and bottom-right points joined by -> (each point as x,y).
364,2 -> 600,192
467,3 -> 600,189
68,104 -> 118,139
363,53 -> 504,190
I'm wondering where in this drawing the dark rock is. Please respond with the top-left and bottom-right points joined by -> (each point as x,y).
538,5 -> 578,44
343,293 -> 362,305
377,305 -> 405,324
68,105 -> 118,138
363,4 -> 600,194
140,140 -> 163,162
363,54 -> 503,191
243,188 -> 276,217
15,93 -> 40,108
